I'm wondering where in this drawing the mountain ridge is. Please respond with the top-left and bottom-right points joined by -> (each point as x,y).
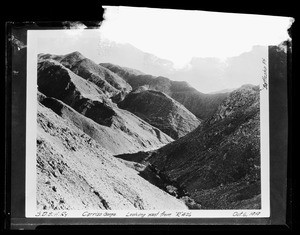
101,63 -> 228,120
39,52 -> 132,101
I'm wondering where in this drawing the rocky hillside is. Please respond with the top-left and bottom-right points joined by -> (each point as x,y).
118,85 -> 261,209
34,48 -> 269,211
36,100 -> 187,210
119,88 -> 201,139
101,63 -> 228,120
37,58 -> 173,154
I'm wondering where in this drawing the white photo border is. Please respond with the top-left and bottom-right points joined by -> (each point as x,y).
25,29 -> 270,218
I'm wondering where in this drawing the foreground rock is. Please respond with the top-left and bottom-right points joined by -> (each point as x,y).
119,88 -> 201,139
37,101 -> 187,210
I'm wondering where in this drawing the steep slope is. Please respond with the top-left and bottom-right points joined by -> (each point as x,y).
37,101 -> 187,210
38,92 -> 169,155
101,63 -> 228,120
37,59 -> 173,154
118,88 -> 201,139
39,52 -> 132,101
119,85 -> 261,209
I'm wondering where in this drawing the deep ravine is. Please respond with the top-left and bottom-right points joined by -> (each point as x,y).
115,151 -> 202,209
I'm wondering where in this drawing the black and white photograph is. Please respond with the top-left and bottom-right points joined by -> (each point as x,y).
22,6 -> 292,218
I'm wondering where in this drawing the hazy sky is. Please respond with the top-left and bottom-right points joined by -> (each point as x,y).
36,6 -> 292,66
34,6 -> 292,92
101,6 -> 292,67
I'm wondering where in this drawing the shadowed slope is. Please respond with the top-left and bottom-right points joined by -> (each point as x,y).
118,85 -> 261,209
149,85 -> 261,209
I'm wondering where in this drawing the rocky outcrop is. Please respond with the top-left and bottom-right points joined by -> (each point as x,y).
101,63 -> 228,120
119,89 -> 201,139
36,101 -> 187,210
37,59 -> 173,154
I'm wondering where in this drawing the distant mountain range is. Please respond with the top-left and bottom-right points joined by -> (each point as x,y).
97,40 -> 266,93
97,40 -> 176,78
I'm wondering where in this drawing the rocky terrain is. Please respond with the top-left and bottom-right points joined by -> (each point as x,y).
35,51 -> 200,210
118,87 -> 201,139
36,100 -> 187,210
117,85 -> 261,209
101,63 -> 228,120
32,46 -> 283,210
